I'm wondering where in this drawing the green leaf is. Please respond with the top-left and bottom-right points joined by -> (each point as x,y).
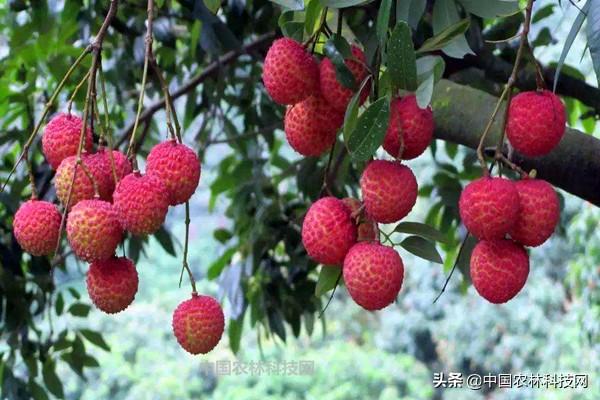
416,55 -> 445,84
79,329 -> 111,351
324,35 -> 357,90
587,0 -> 600,87
305,0 -> 324,35
532,4 -> 555,23
55,293 -> 64,315
42,361 -> 64,399
343,76 -> 372,142
29,380 -> 49,400
399,235 -> 443,264
269,0 -> 304,10
376,0 -> 393,47
418,18 -> 470,53
554,1 -> 589,91
456,234 -> 477,282
346,97 -> 390,161
68,303 -> 90,317
432,0 -> 474,59
394,222 -> 450,244
320,0 -> 373,8
68,287 -> 80,300
207,247 -> 237,280
204,0 -> 221,14
416,73 -> 434,108
154,226 -> 176,256
213,228 -> 233,243
281,21 -> 305,41
396,0 -> 427,29
457,0 -> 520,18
388,21 -> 418,92
315,266 -> 342,296
227,314 -> 243,354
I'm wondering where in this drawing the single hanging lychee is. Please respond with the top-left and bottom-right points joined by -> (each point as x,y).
383,95 -> 434,160
146,140 -> 201,205
13,200 -> 61,256
87,256 -> 138,314
172,294 -> 225,354
42,113 -> 93,170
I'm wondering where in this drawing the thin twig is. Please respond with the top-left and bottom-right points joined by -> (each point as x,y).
433,233 -> 471,304
318,268 -> 342,318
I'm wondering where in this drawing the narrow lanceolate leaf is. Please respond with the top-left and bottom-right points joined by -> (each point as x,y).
587,0 -> 600,87
320,0 -> 373,8
432,0 -> 474,59
554,1 -> 589,91
305,0 -> 324,35
418,18 -> 470,53
400,235 -> 443,264
269,0 -> 304,11
228,313 -> 244,354
416,55 -> 446,84
394,221 -> 451,244
376,0 -> 393,47
343,76 -> 372,142
457,0 -> 520,18
388,22 -> 418,92
347,97 -> 390,161
416,73 -> 435,108
315,266 -> 342,296
324,35 -> 357,90
396,0 -> 427,29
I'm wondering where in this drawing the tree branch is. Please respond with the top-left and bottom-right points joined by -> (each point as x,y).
433,79 -> 600,207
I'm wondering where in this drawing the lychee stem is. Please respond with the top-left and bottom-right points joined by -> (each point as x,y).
432,233 -> 472,304
67,69 -> 91,115
97,64 -> 120,185
26,155 -> 37,200
179,201 -> 197,295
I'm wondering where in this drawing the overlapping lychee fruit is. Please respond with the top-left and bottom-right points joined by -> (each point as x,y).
42,113 -> 93,169
383,95 -> 434,160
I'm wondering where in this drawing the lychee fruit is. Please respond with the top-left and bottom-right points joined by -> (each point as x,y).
509,179 -> 560,247
88,148 -> 132,198
470,239 -> 529,304
284,95 -> 344,156
343,242 -> 404,310
66,199 -> 123,262
54,154 -> 110,209
383,95 -> 434,160
112,172 -> 169,236
262,38 -> 319,105
146,140 -> 201,205
458,177 -> 520,240
319,45 -> 370,112
172,294 -> 225,354
42,113 -> 93,170
86,256 -> 138,314
506,90 -> 566,157
301,197 -> 357,265
360,160 -> 418,224
13,200 -> 61,256
342,198 -> 378,242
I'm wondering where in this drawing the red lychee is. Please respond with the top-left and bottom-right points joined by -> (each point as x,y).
87,256 -> 138,314
302,197 -> 358,265
360,160 -> 418,224
112,172 -> 169,236
506,90 -> 566,157
342,198 -> 379,242
54,154 -> 114,209
343,242 -> 404,310
13,200 -> 61,256
66,199 -> 123,262
262,38 -> 319,105
470,239 -> 529,304
319,45 -> 370,112
42,113 -> 93,170
509,179 -> 560,247
172,294 -> 225,355
88,148 -> 132,198
146,140 -> 201,205
284,95 -> 344,156
383,95 -> 434,160
458,177 -> 520,240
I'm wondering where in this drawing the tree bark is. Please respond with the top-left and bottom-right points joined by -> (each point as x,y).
432,80 -> 600,207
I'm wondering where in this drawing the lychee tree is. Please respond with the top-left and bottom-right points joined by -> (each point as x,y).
0,0 -> 599,398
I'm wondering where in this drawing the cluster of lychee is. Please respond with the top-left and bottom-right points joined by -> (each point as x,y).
459,90 -> 565,304
12,112 -> 224,354
262,37 -> 436,311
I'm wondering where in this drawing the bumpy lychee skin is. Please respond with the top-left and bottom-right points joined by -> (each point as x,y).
146,140 -> 201,205
510,179 -> 560,247
459,177 -> 520,240
172,294 -> 225,355
54,154 -> 107,209
302,197 -> 357,265
343,242 -> 404,311
284,95 -> 344,156
112,172 -> 169,236
88,148 -> 133,198
360,160 -> 418,224
66,199 -> 123,262
383,95 -> 434,160
342,198 -> 378,242
42,113 -> 93,169
506,90 -> 566,157
87,256 -> 138,314
13,200 -> 61,256
470,239 -> 529,304
319,45 -> 370,112
262,38 -> 319,105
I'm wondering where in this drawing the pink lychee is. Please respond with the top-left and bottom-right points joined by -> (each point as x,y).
87,256 -> 138,314
42,113 -> 93,170
383,95 -> 434,160
13,200 -> 61,256
172,294 -> 225,354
